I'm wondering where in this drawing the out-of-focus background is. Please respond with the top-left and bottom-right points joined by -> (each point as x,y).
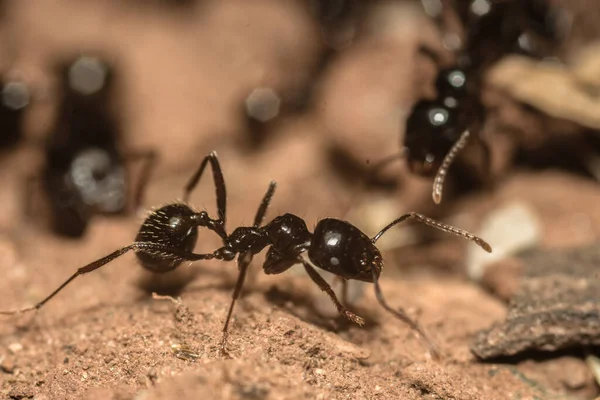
1,1 -> 600,399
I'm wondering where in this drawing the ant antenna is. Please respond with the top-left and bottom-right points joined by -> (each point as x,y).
367,211 -> 490,358
371,211 -> 491,252
432,129 -> 470,204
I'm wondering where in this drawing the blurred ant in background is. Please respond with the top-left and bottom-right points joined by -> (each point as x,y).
30,55 -> 156,238
401,0 -> 567,203
242,0 -> 372,147
0,78 -> 30,150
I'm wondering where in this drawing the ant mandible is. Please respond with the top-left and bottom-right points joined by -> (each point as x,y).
2,151 -> 492,359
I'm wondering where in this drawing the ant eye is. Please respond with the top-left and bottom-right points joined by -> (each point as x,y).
169,216 -> 182,229
330,257 -> 340,266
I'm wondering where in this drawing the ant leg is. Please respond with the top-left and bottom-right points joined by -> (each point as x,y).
299,258 -> 365,326
220,251 -> 253,356
183,151 -> 227,224
432,130 -> 470,204
0,243 -> 216,315
371,212 -> 492,253
0,245 -> 137,315
371,268 -> 441,360
253,181 -> 277,227
123,149 -> 157,213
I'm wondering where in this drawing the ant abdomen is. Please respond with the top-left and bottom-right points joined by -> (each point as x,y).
308,219 -> 382,283
135,203 -> 199,273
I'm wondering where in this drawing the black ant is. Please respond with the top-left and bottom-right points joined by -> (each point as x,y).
399,0 -> 566,203
34,55 -> 155,237
2,151 -> 491,359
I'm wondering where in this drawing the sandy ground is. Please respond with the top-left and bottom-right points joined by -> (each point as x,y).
0,1 -> 600,399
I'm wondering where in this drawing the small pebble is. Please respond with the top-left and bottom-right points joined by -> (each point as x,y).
8,342 -> 23,354
466,201 -> 541,282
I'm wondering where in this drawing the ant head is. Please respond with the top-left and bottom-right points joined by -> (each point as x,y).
308,218 -> 382,282
404,100 -> 459,177
135,203 -> 199,273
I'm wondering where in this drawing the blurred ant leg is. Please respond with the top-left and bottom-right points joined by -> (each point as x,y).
371,268 -> 441,360
123,148 -> 158,213
371,212 -> 492,253
299,258 -> 365,326
183,151 -> 227,224
432,130 -> 471,204
220,251 -> 253,356
253,181 -> 277,227
0,243 -> 216,315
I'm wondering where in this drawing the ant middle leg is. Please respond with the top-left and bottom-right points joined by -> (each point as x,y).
253,181 -> 277,227
299,258 -> 365,326
220,250 -> 253,355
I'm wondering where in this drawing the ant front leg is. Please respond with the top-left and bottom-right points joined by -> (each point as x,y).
298,258 -> 365,326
